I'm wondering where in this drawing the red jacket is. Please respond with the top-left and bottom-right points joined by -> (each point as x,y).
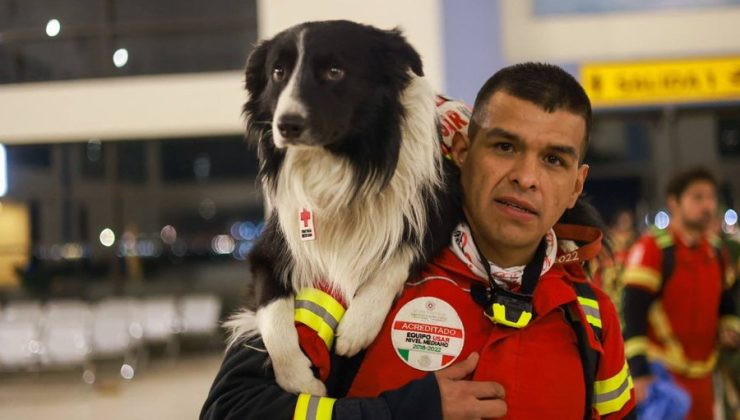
344,247 -> 635,419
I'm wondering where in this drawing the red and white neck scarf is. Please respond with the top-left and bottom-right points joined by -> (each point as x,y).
450,222 -> 558,290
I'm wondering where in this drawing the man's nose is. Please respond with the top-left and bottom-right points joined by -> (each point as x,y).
509,155 -> 539,191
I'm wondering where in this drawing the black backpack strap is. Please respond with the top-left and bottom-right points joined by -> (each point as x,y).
564,281 -> 603,420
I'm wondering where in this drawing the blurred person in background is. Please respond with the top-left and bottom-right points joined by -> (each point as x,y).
597,209 -> 639,310
610,209 -> 638,267
620,168 -> 739,419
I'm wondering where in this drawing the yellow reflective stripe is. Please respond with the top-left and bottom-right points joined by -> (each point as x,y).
577,296 -> 602,328
648,301 -> 677,346
577,296 -> 598,310
650,227 -> 673,249
295,308 -> 335,348
294,393 -> 311,420
293,394 -> 336,420
624,336 -> 648,359
315,397 -> 336,420
294,288 -> 346,349
647,301 -> 718,378
648,346 -> 718,378
296,288 -> 346,323
594,362 -> 634,415
585,314 -> 603,329
622,266 -> 661,292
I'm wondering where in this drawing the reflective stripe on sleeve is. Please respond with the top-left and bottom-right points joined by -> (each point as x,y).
621,266 -> 661,292
294,393 -> 336,420
594,361 -> 633,415
294,288 -> 346,349
624,336 -> 648,359
577,296 -> 602,329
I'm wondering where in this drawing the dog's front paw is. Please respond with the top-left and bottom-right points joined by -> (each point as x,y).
334,306 -> 385,356
273,354 -> 327,396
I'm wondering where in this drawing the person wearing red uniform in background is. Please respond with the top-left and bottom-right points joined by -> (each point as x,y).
201,63 -> 636,420
621,168 -> 740,420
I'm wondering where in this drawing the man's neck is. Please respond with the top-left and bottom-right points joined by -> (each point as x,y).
477,235 -> 540,268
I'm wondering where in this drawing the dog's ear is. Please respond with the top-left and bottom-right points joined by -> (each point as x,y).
384,28 -> 424,77
244,39 -> 272,96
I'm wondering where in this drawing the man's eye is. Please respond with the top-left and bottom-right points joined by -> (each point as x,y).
494,142 -> 514,153
272,66 -> 286,82
545,155 -> 564,166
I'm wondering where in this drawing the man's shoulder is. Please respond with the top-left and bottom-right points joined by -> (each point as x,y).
588,280 -> 620,317
634,229 -> 665,250
623,232 -> 664,272
560,275 -> 619,314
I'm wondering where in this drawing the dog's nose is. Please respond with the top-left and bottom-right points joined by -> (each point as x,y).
277,114 -> 306,139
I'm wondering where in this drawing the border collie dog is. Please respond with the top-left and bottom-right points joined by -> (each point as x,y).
226,20 -> 461,395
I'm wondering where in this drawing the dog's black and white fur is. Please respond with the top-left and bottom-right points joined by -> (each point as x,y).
225,20 -> 462,395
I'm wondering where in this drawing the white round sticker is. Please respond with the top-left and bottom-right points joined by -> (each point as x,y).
391,297 -> 465,371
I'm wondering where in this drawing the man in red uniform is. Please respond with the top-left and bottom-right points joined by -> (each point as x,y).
202,63 -> 636,419
621,168 -> 739,420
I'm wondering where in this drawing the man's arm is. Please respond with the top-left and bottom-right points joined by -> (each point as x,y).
200,338 -> 298,420
619,238 -> 662,384
593,290 -> 636,419
201,338 -> 507,420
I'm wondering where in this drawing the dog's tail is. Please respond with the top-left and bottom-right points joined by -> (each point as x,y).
222,309 -> 260,350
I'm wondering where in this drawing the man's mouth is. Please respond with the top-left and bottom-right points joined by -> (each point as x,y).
494,198 -> 538,216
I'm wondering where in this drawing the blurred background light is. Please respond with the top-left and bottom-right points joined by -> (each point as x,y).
99,228 -> 115,247
113,48 -> 129,68
725,209 -> 738,226
45,19 -> 61,37
654,211 -> 670,229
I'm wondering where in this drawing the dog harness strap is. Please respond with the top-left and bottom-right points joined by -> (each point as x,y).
295,288 -> 346,349
294,393 -> 336,420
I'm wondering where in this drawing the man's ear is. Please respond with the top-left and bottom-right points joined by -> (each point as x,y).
567,164 -> 589,209
450,132 -> 470,168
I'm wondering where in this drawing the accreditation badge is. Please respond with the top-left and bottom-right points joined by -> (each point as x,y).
390,297 -> 465,371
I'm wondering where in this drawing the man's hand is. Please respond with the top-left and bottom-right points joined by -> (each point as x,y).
434,352 -> 507,419
632,375 -> 654,404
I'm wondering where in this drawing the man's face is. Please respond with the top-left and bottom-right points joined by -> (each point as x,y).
452,91 -> 589,260
669,180 -> 717,232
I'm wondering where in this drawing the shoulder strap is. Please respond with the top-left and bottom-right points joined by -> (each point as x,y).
564,281 -> 603,420
649,226 -> 675,295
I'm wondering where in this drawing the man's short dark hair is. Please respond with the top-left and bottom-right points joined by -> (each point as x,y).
666,167 -> 717,199
468,62 -> 592,161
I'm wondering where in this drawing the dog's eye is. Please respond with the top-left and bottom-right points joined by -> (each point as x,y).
272,67 -> 286,82
325,66 -> 345,82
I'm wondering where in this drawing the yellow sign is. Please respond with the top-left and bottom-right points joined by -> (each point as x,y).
581,57 -> 740,108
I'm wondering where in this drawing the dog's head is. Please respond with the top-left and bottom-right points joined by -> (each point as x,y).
244,20 -> 423,159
